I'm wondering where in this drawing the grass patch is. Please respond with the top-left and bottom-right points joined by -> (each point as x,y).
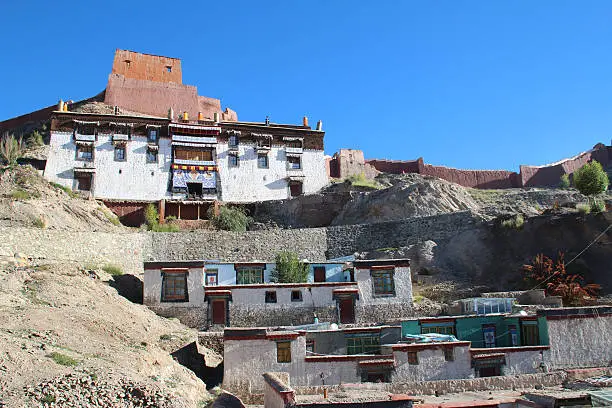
346,173 -> 382,189
102,264 -> 123,276
40,394 -> 56,403
468,188 -> 503,203
591,199 -> 605,213
32,216 -> 47,229
413,295 -> 425,303
48,352 -> 78,367
10,189 -> 32,200
159,334 -> 173,341
501,214 -> 524,230
49,181 -> 79,198
576,203 -> 591,214
99,208 -> 121,226
151,223 -> 180,232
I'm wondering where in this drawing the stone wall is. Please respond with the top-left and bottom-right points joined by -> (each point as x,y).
145,228 -> 328,262
0,227 -> 145,274
111,50 -> 183,84
230,306 -> 337,327
326,211 -> 480,259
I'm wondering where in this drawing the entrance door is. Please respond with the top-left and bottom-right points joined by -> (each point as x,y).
339,298 -> 355,324
211,300 -> 226,325
314,267 -> 326,283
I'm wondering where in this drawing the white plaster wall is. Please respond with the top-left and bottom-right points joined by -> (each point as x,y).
356,266 -> 413,307
300,360 -> 361,386
547,316 -> 612,369
227,285 -> 339,307
44,131 -> 171,200
264,379 -> 291,408
143,267 -> 205,307
391,345 -> 473,382
205,263 -> 275,286
300,149 -> 329,194
503,350 -> 547,375
224,337 -> 306,393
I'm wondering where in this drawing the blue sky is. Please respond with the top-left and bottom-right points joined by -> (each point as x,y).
1,1 -> 611,170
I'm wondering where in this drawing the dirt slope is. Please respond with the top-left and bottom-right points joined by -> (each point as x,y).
0,261 -> 219,407
0,165 -> 123,231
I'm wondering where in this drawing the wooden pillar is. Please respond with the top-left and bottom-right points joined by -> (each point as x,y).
197,204 -> 201,220
158,199 -> 165,224
178,203 -> 181,220
212,200 -> 220,217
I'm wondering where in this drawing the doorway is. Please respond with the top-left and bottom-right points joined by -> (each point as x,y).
211,300 -> 226,325
314,267 -> 326,283
338,297 -> 355,324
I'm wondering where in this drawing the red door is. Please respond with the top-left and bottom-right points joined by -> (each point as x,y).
314,267 -> 326,283
339,298 -> 355,324
212,300 -> 226,325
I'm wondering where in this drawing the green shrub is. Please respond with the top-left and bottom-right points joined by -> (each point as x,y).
0,134 -> 25,165
590,199 -> 605,213
10,189 -> 31,200
576,203 -> 591,214
159,334 -> 173,341
151,223 -> 180,232
48,352 -> 78,367
501,214 -> 524,230
573,161 -> 609,196
27,130 -> 44,147
32,216 -> 47,229
270,251 -> 309,283
165,215 -> 177,222
208,205 -> 250,232
346,173 -> 381,189
49,182 -> 79,198
144,204 -> 159,227
40,394 -> 56,403
559,173 -> 570,189
102,264 -> 123,276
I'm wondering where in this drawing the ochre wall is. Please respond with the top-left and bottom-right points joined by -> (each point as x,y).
111,49 -> 183,84
421,164 -> 520,189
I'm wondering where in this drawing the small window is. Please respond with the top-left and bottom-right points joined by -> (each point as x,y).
372,270 -> 395,296
205,270 -> 218,286
148,129 -> 159,143
291,290 -> 303,302
75,175 -> 92,191
444,347 -> 454,362
277,341 -> 291,363
76,145 -> 93,161
265,291 -> 277,303
146,148 -> 158,163
257,153 -> 269,169
521,321 -> 540,346
124,59 -> 131,68
286,140 -> 302,149
236,267 -> 264,284
228,153 -> 239,167
306,339 -> 315,354
257,138 -> 271,149
229,135 -> 239,147
114,145 -> 126,161
166,66 -> 172,73
287,156 -> 301,169
161,271 -> 188,302
421,324 -> 455,336
408,351 -> 419,365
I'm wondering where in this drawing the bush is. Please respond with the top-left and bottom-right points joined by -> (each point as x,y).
102,264 -> 123,276
573,161 -> 609,196
49,182 -> 78,198
10,189 -> 32,200
590,199 -> 605,213
151,223 -> 180,232
27,130 -> 44,147
346,173 -> 381,189
576,203 -> 591,214
48,352 -> 78,367
208,205 -> 250,232
270,251 -> 309,283
501,214 -> 524,230
0,134 -> 25,165
559,173 -> 570,189
32,216 -> 47,229
144,204 -> 159,227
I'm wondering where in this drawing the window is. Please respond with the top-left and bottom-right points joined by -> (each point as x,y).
228,135 -> 239,147
228,153 -> 239,167
236,267 -> 264,284
148,129 -> 159,143
277,341 -> 291,363
291,290 -> 303,302
257,154 -> 269,168
205,270 -> 218,286
166,66 -> 172,73
174,148 -> 213,161
265,291 -> 277,303
256,138 -> 271,149
509,325 -> 518,346
444,347 -> 454,362
407,351 -> 419,365
287,156 -> 301,169
421,322 -> 455,336
76,145 -> 93,161
146,148 -> 158,163
346,335 -> 380,355
161,271 -> 188,302
372,270 -> 395,296
75,175 -> 92,191
289,181 -> 303,197
521,321 -> 539,346
124,59 -> 131,68
77,124 -> 96,135
286,140 -> 302,149
306,339 -> 315,354
114,145 -> 126,161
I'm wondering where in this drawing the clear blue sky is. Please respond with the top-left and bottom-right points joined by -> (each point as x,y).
1,1 -> 611,170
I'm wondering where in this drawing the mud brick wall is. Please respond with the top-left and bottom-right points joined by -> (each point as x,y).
422,164 -> 520,189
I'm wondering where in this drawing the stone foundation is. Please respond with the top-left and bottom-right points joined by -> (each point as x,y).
148,305 -> 208,330
229,306 -> 338,327
356,303 -> 414,325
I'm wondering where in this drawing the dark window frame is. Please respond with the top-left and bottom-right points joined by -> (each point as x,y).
407,351 -> 419,365
265,291 -> 277,303
228,135 -> 239,147
371,269 -> 396,296
228,153 -> 239,167
146,147 -> 158,163
287,156 -> 301,170
205,270 -> 218,286
277,341 -> 291,363
114,145 -> 127,162
444,347 -> 454,361
147,128 -> 159,144
346,335 -> 380,355
291,290 -> 303,302
257,153 -> 269,169
236,267 -> 264,284
161,271 -> 189,303
75,144 -> 94,162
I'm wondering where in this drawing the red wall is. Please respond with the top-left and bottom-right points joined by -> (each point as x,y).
366,158 -> 422,174
422,165 -> 520,189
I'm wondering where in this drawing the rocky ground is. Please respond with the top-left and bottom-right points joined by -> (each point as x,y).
0,260 -> 219,407
0,165 -> 124,232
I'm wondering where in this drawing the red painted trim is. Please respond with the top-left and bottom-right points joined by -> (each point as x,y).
267,333 -> 301,340
370,265 -> 395,270
419,317 -> 457,324
342,327 -> 382,334
520,316 -> 538,321
205,290 -> 232,296
213,282 -> 358,290
305,354 -> 394,363
470,345 -> 550,354
160,268 -> 189,272
546,313 -> 612,320
358,359 -> 395,366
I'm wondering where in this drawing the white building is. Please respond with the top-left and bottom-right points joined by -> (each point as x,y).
44,111 -> 328,225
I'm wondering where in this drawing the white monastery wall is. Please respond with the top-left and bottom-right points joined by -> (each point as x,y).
228,285 -> 342,307
503,349 -> 548,375
143,267 -> 205,307
301,149 -> 329,194
356,266 -> 413,306
391,345 -> 473,382
44,131 -> 80,189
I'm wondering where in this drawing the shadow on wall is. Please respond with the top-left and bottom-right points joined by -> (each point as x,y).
109,274 -> 143,304
171,341 -> 224,389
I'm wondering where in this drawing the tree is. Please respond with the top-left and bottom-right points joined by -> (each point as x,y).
559,173 -> 570,189
522,252 -> 600,306
270,251 -> 309,283
573,161 -> 609,196
0,134 -> 25,166
207,205 -> 250,232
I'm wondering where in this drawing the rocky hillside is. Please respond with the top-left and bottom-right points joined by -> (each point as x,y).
0,165 -> 123,231
0,260 -> 219,407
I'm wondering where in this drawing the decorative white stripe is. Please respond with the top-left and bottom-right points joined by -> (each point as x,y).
170,123 -> 220,131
